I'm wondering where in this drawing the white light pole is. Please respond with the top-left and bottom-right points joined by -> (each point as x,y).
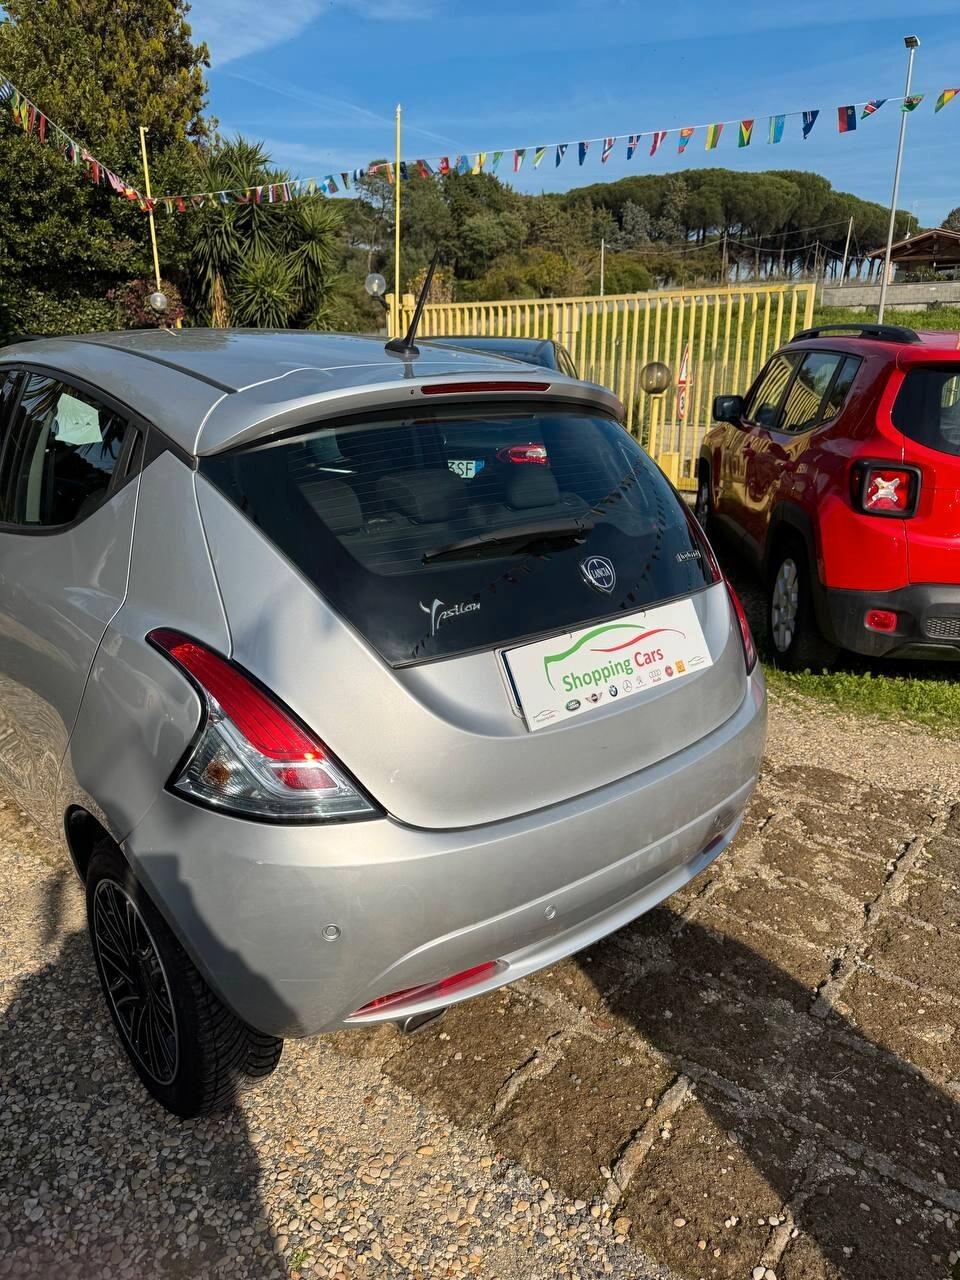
878,35 -> 920,321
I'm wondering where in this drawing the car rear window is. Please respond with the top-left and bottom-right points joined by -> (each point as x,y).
892,366 -> 960,457
201,404 -> 716,666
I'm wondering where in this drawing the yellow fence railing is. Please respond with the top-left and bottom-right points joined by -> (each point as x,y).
393,282 -> 817,489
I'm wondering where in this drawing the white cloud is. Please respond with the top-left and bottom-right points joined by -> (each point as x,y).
190,0 -> 436,67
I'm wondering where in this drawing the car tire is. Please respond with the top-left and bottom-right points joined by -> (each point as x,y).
85,840 -> 283,1117
766,543 -> 837,671
694,465 -> 714,535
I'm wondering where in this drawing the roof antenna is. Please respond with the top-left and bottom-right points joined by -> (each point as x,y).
383,248 -> 440,360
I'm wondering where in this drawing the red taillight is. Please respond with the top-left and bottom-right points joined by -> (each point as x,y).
421,381 -> 550,395
349,961 -> 500,1018
147,629 -> 375,820
852,462 -> 920,517
725,581 -> 758,672
496,442 -> 549,466
865,608 -> 898,633
149,629 -> 324,763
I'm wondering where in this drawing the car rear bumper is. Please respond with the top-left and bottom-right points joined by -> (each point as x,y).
824,583 -> 960,658
122,669 -> 766,1038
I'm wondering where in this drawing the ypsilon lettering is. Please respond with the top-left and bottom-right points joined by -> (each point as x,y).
420,597 -> 480,637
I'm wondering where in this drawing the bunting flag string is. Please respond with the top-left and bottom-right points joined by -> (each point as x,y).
0,72 -> 144,205
4,67 -> 960,214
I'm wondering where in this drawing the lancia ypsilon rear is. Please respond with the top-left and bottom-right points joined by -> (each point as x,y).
0,329 -> 765,1115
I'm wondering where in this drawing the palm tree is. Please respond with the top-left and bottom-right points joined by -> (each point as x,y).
189,137 -> 343,329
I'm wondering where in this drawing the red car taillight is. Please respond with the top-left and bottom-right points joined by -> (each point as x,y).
348,961 -> 501,1018
148,629 -> 376,821
496,442 -> 549,466
851,462 -> 921,517
725,581 -> 758,673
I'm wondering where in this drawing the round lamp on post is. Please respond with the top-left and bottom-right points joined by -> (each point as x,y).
639,361 -> 672,395
364,272 -> 389,313
147,290 -> 169,317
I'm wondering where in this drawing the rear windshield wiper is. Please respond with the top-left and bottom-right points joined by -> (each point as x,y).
422,517 -> 594,564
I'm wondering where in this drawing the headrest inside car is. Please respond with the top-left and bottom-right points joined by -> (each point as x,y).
301,477 -> 364,534
378,469 -> 468,523
505,466 -> 561,509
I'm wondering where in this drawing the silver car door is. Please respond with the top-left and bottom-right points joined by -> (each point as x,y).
0,370 -> 140,833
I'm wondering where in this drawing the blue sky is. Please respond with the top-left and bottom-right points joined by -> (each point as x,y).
188,0 -> 960,226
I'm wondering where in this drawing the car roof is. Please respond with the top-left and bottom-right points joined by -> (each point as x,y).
425,336 -> 555,353
0,329 -> 603,456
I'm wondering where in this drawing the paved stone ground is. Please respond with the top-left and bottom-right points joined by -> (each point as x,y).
2,690 -> 960,1279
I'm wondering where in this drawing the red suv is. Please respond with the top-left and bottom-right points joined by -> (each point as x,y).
697,323 -> 960,668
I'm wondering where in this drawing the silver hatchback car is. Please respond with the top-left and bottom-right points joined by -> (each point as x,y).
0,329 -> 765,1116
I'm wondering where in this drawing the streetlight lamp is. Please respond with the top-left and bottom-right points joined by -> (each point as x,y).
878,35 -> 920,322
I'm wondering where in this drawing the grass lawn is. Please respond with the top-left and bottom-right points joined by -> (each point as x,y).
764,663 -> 960,735
812,303 -> 960,332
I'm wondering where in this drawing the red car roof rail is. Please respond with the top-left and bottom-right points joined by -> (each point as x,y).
790,323 -> 921,344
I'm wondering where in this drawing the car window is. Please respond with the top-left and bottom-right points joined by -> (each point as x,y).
201,404 -> 716,666
0,374 -> 130,527
744,354 -> 798,428
892,365 -> 960,457
779,352 -> 845,433
820,355 -> 861,422
558,348 -> 579,378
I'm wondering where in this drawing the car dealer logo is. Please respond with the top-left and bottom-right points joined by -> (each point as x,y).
580,556 -> 616,594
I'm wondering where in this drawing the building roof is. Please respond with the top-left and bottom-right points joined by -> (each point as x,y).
867,227 -> 960,263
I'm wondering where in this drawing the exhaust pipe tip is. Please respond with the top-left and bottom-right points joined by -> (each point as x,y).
395,1007 -> 447,1036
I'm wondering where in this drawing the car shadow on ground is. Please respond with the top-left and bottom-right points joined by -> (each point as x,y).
581,906 -> 959,1280
0,868 -> 287,1280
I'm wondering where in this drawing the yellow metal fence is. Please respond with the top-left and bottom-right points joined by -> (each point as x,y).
394,283 -> 816,489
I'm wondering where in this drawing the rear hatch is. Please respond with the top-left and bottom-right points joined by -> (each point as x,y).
890,355 -> 960,585
199,394 -> 749,828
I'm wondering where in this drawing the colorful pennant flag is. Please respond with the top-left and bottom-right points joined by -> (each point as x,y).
626,133 -> 640,160
491,150 -> 504,172
705,123 -> 723,149
649,130 -> 667,156
738,119 -> 754,147
471,152 -> 486,174
902,95 -> 924,111
533,145 -> 547,168
678,127 -> 695,153
802,109 -> 819,138
438,157 -> 450,175
398,161 -> 408,181
862,99 -> 886,118
838,105 -> 857,133
0,79 -> 12,104
936,89 -> 960,112
601,136 -> 616,162
455,154 -> 470,173
768,114 -> 785,144
555,143 -> 568,166
513,148 -> 525,172
578,141 -> 590,164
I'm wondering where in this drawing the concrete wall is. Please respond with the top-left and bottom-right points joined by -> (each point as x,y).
819,281 -> 960,312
